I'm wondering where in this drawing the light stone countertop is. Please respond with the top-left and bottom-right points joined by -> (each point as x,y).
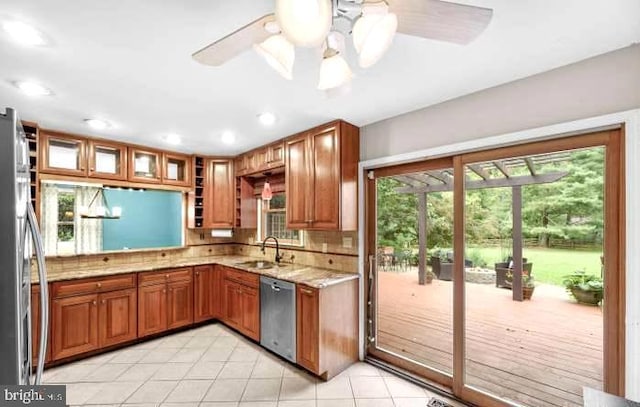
34,255 -> 359,289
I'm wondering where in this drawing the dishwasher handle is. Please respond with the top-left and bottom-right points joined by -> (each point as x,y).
271,284 -> 281,292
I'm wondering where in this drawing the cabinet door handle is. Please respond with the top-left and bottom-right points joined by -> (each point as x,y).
165,274 -> 170,279
195,271 -> 199,276
96,282 -> 102,288
163,289 -> 167,293
92,300 -> 97,306
300,288 -> 313,295
101,300 -> 106,304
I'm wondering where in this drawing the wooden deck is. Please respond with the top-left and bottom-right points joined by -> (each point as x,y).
375,269 -> 603,407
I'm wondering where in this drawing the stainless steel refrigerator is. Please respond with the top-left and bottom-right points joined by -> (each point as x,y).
0,107 -> 48,385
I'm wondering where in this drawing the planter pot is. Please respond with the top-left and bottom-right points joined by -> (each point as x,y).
426,274 -> 434,284
523,286 -> 534,300
570,287 -> 603,305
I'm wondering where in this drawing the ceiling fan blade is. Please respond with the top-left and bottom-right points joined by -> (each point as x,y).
192,14 -> 276,66
387,0 -> 493,44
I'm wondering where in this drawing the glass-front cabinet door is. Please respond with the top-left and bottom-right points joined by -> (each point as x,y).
40,132 -> 87,176
129,148 -> 161,183
162,153 -> 191,186
88,140 -> 127,180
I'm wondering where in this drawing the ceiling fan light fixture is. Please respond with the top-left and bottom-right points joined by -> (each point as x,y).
317,52 -> 353,91
253,34 -> 295,80
352,3 -> 398,68
276,0 -> 332,47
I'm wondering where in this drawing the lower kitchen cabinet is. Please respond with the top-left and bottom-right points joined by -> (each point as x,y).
296,279 -> 359,379
98,288 -> 137,348
51,274 -> 137,361
167,280 -> 194,329
138,267 -> 194,337
222,267 -> 260,341
138,283 -> 167,336
52,293 -> 100,360
194,264 -> 222,322
31,284 -> 52,367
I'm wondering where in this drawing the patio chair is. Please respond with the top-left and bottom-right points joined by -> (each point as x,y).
495,261 -> 533,288
432,256 -> 453,281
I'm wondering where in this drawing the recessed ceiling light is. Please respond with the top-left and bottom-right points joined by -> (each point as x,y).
258,112 -> 277,126
14,81 -> 51,96
221,130 -> 236,145
3,21 -> 46,46
164,133 -> 182,145
84,118 -> 110,130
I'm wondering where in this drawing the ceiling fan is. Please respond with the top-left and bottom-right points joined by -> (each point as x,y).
192,0 -> 493,91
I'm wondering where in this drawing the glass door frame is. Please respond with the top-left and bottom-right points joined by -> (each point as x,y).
364,128 -> 626,406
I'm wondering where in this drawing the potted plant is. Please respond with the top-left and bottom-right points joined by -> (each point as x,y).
562,272 -> 603,305
425,270 -> 436,284
522,275 -> 535,300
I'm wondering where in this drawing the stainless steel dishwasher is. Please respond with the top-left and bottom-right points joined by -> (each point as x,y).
260,276 -> 296,362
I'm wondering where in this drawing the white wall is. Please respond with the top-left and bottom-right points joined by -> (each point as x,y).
360,44 -> 640,160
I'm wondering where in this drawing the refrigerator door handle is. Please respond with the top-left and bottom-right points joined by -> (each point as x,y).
27,203 -> 48,385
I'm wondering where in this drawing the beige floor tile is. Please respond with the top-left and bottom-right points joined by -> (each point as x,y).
279,377 -> 316,400
393,398 -> 430,407
185,361 -> 225,379
126,380 -> 179,403
349,377 -> 390,399
213,336 -> 240,348
43,364 -> 97,383
229,347 -> 260,362
121,404 -> 160,407
277,400 -> 317,407
117,363 -> 163,382
139,348 -> 180,363
109,348 -> 151,364
251,359 -> 285,378
316,400 -> 355,407
201,347 -> 234,362
157,335 -> 191,348
218,362 -> 256,379
184,335 -> 217,348
164,379 -> 212,403
354,399 -> 394,407
241,378 -> 282,401
383,376 -> 426,398
200,402 -> 239,407
203,379 -> 249,402
343,363 -> 381,377
64,382 -> 105,405
169,347 -> 206,363
84,363 -> 133,382
193,324 -> 226,337
151,363 -> 194,380
76,352 -> 116,365
161,403 -> 200,407
84,380 -> 143,404
238,402 -> 277,407
316,377 -> 353,399
282,365 -> 317,381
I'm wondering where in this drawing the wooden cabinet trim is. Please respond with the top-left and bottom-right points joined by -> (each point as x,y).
40,131 -> 88,177
52,274 -> 136,298
223,267 -> 259,288
138,267 -> 192,286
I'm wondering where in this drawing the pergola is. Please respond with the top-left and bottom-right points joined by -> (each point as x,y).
392,152 -> 572,301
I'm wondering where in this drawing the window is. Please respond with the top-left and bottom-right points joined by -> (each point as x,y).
257,193 -> 303,246
57,188 -> 75,255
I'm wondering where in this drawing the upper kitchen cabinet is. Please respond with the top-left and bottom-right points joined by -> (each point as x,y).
129,148 -> 162,183
162,153 -> 191,187
234,154 -> 249,177
40,131 -> 88,176
267,141 -> 285,168
88,140 -> 127,180
285,120 -> 359,231
205,158 -> 235,228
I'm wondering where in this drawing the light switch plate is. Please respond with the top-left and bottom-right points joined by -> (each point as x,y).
343,237 -> 353,249
322,243 -> 328,253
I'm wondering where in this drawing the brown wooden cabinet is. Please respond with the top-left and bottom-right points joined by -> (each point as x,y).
204,159 -> 235,228
267,141 -> 285,168
194,265 -> 222,322
51,274 -> 137,360
162,153 -> 191,187
52,293 -> 99,360
129,148 -> 162,183
296,280 -> 358,379
31,284 -> 51,366
285,121 -> 359,231
222,267 -> 260,341
40,131 -> 88,176
98,288 -> 137,348
138,267 -> 193,337
88,140 -> 127,180
234,155 -> 249,177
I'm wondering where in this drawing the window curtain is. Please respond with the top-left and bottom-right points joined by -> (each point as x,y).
75,186 -> 103,254
40,183 -> 58,256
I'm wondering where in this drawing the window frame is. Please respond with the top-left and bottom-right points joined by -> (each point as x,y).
256,194 -> 304,247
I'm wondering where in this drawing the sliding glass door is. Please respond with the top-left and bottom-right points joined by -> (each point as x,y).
365,129 -> 625,406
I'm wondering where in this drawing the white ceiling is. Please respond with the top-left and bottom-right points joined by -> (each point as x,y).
1,0 -> 639,155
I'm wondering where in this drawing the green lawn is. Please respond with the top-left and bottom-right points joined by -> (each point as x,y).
466,246 -> 603,286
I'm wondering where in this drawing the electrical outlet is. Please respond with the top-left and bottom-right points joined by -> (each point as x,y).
322,243 -> 328,253
343,237 -> 353,249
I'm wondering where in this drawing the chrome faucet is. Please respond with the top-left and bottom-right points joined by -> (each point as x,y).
261,235 -> 283,264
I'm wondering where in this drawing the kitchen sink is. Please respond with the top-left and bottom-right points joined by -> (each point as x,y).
234,260 -> 287,270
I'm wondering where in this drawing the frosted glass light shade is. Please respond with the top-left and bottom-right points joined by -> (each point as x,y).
276,0 -> 332,47
261,181 -> 273,201
317,54 -> 353,90
352,7 -> 397,68
254,34 -> 295,80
